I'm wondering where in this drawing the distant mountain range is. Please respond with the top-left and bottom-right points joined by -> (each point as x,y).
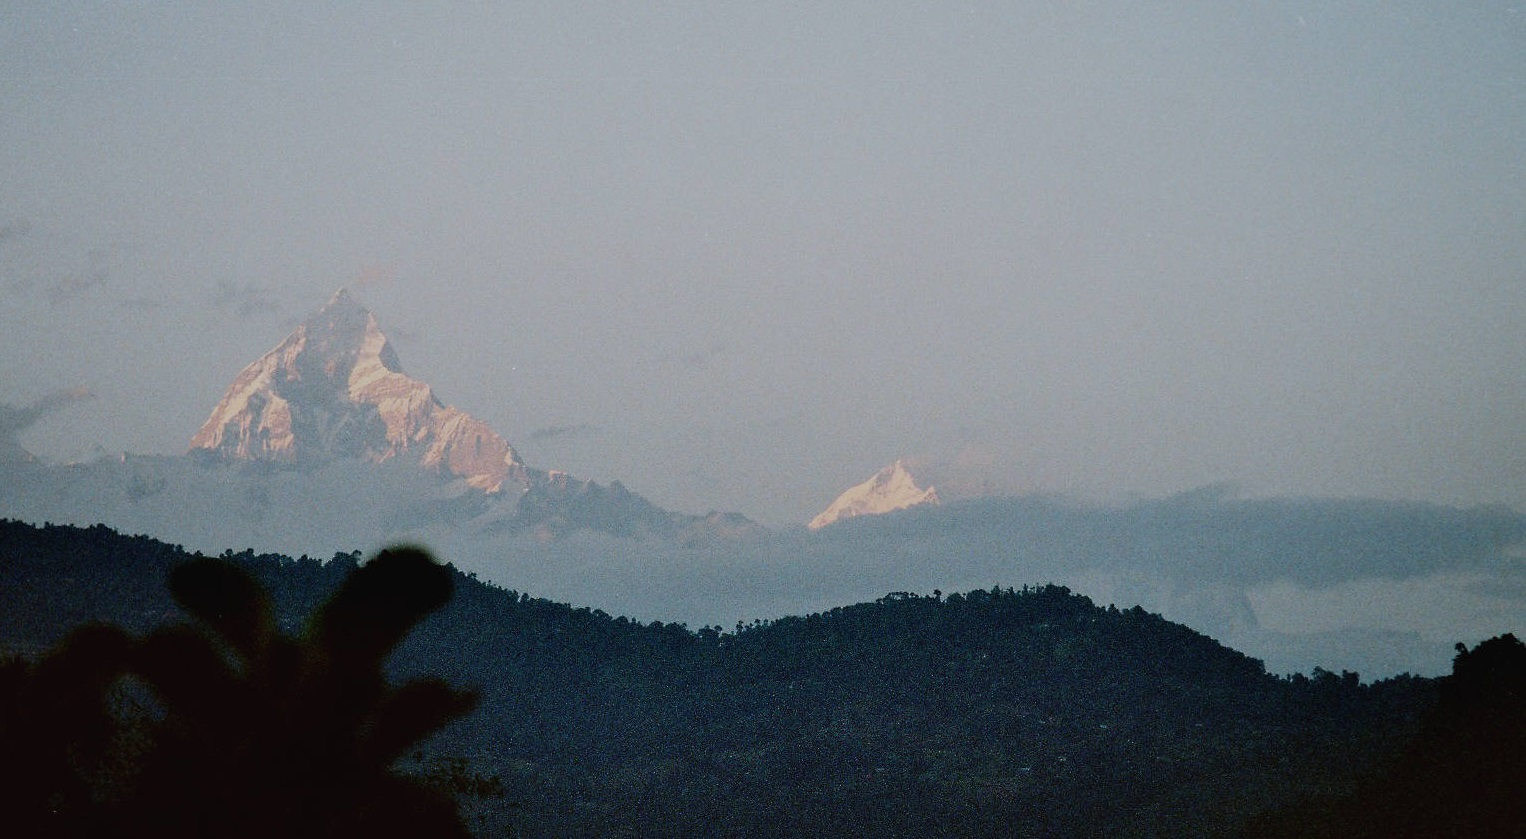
1,290 -> 1523,682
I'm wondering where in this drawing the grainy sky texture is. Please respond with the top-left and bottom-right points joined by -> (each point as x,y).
2,3 -> 1523,525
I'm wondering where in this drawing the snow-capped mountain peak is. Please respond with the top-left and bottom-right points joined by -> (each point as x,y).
188,288 -> 526,492
808,459 -> 941,530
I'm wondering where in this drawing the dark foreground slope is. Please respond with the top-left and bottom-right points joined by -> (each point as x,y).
0,520 -> 1460,837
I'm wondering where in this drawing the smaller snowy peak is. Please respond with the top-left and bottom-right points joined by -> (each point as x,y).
808,459 -> 941,530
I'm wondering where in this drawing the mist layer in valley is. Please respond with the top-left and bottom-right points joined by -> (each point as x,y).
3,450 -> 1521,680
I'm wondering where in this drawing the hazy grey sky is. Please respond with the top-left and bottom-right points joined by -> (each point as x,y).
2,2 -> 1523,525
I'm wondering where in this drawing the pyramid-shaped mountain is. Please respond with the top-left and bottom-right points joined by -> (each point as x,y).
185,289 -> 751,541
809,459 -> 941,530
190,289 -> 529,492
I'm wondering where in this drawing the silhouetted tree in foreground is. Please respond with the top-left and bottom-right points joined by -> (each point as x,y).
1247,633 -> 1526,839
1,546 -> 478,838
1357,633 -> 1526,838
0,623 -> 135,836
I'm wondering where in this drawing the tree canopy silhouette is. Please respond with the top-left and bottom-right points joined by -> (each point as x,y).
1,545 -> 478,838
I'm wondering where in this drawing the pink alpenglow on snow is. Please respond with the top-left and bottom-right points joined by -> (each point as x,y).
809,459 -> 941,530
189,289 -> 527,493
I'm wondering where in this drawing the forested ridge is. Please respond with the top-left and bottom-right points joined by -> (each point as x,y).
3,519 -> 1520,837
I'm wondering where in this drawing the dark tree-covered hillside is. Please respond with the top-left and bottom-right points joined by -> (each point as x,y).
0,519 -> 1474,837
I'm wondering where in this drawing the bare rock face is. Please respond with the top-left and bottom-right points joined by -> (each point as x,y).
808,459 -> 941,530
189,289 -> 527,492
